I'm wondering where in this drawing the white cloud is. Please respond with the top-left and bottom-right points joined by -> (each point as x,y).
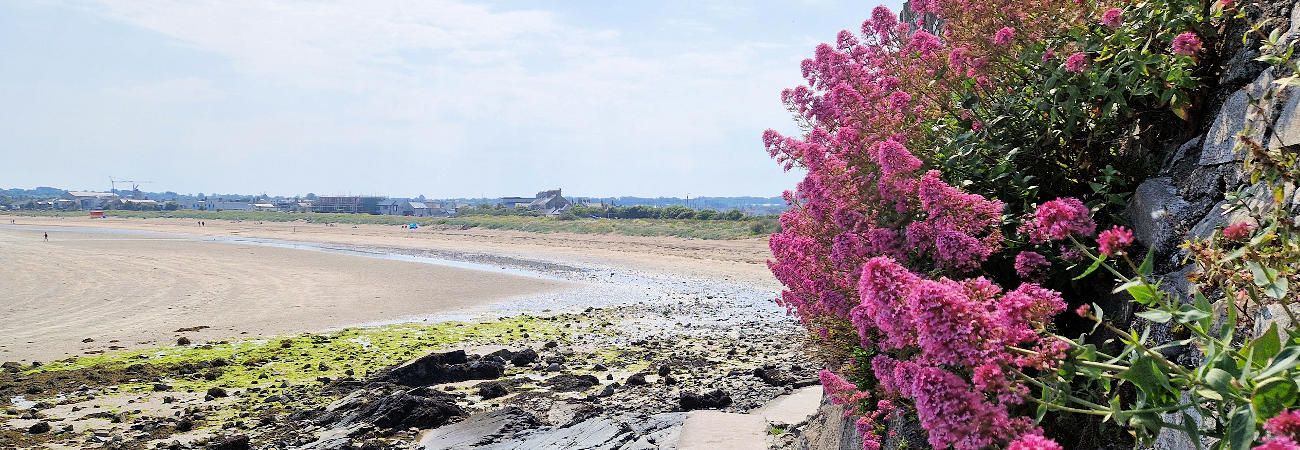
16,0 -> 809,196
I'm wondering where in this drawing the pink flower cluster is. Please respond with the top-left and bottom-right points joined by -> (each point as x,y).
1021,197 -> 1096,242
855,257 -> 1066,449
1258,410 -> 1300,450
1172,32 -> 1202,56
994,27 -> 1016,45
1015,251 -> 1051,280
1100,8 -> 1123,28
1224,221 -> 1254,241
1009,432 -> 1064,449
1065,52 -> 1089,73
1097,226 -> 1135,256
763,1 -> 1098,447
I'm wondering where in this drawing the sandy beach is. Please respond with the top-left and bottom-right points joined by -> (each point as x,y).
0,216 -> 774,362
0,224 -> 574,361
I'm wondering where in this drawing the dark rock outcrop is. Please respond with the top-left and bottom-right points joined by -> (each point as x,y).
384,350 -> 505,386
679,389 -> 732,410
544,374 -> 600,392
206,434 -> 250,450
316,386 -> 466,433
477,381 -> 508,400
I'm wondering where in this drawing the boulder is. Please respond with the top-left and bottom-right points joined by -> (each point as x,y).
206,434 -> 250,450
679,389 -> 732,411
1126,177 -> 1191,252
27,421 -> 51,434
509,349 -> 538,367
1270,86 -> 1300,150
545,374 -> 600,392
477,382 -> 508,400
625,373 -> 647,386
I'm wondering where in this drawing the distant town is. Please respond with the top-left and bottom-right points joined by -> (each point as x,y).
0,185 -> 787,218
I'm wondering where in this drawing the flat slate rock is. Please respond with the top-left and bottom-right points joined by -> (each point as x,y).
420,407 -> 542,449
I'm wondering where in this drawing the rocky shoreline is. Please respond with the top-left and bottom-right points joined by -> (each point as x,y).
1,245 -> 818,449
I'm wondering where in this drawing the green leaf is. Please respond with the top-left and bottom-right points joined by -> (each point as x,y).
1195,387 -> 1224,401
1174,304 -> 1211,323
1227,407 -> 1257,450
1121,355 -> 1174,401
1138,247 -> 1155,276
1074,255 -> 1106,280
1256,346 -> 1300,381
1252,377 -> 1298,419
1127,283 -> 1161,306
1207,368 -> 1235,393
1253,323 -> 1283,367
1181,412 -> 1203,450
1136,309 -> 1173,323
1113,279 -> 1143,294
1265,277 -> 1290,300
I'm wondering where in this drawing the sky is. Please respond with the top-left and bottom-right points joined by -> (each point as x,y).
0,0 -> 902,198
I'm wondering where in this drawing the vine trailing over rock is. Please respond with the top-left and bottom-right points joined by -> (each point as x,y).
766,0 -> 1300,448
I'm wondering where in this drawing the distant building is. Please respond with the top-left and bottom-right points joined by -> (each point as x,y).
188,199 -> 254,211
62,191 -> 120,210
499,189 -> 572,215
376,199 -> 402,215
251,203 -> 278,212
313,196 -> 386,214
401,201 -> 444,217
498,197 -> 534,208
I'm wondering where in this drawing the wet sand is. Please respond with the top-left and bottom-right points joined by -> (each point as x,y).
6,216 -> 775,284
0,225 -> 571,361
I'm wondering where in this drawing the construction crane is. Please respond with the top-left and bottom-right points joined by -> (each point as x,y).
109,176 -> 153,199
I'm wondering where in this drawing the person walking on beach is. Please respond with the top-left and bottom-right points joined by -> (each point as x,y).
43,232 -> 48,242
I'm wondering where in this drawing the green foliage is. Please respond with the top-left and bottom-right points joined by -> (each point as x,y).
932,0 -> 1205,223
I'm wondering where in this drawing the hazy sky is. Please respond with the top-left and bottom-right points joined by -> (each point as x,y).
0,0 -> 902,198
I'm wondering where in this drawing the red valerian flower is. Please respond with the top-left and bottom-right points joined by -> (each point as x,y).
1100,8 -> 1122,28
1172,32 -> 1202,56
993,27 -> 1016,45
1014,251 -> 1050,280
1265,410 -> 1300,440
1025,198 -> 1096,241
1097,226 -> 1135,256
1223,221 -> 1255,241
1065,52 -> 1089,72
1008,432 -> 1064,450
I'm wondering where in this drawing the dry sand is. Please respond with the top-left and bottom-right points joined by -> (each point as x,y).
0,216 -> 776,362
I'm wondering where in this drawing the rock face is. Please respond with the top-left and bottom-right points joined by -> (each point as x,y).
383,350 -> 506,386
1199,69 -> 1274,165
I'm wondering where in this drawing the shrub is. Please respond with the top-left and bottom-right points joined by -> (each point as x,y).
764,0 -> 1292,447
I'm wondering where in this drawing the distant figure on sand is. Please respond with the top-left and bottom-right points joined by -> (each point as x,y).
44,232 -> 48,241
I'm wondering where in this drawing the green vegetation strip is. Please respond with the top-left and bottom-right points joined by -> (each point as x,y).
25,316 -> 570,399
